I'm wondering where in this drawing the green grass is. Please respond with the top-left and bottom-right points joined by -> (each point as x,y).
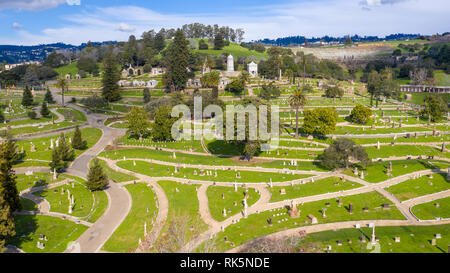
342,160 -> 436,183
268,177 -> 364,202
207,186 -> 260,222
34,175 -> 108,222
433,70 -> 450,86
411,196 -> 450,220
95,158 -> 137,183
53,63 -> 79,76
299,224 -> 450,253
102,183 -> 158,252
99,148 -> 328,172
120,136 -> 204,152
152,180 -> 208,252
200,191 -> 405,252
1,113 -> 57,128
16,172 -> 76,193
57,108 -> 87,122
9,215 -> 88,253
116,160 -> 312,183
14,127 -> 102,167
194,42 -> 268,59
385,173 -> 450,201
365,145 -> 448,159
20,197 -> 38,211
403,92 -> 450,106
8,121 -> 85,136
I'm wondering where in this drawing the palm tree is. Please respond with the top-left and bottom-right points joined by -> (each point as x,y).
289,89 -> 307,138
239,71 -> 250,98
56,77 -> 68,107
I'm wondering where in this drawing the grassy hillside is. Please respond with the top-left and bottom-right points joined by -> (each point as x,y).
192,39 -> 267,59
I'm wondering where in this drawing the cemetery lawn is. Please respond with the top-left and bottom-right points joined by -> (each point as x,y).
14,127 -> 102,167
95,159 -> 137,183
102,183 -> 157,252
34,175 -> 108,222
10,215 -> 88,253
195,42 -> 268,59
20,197 -> 38,211
342,160 -> 436,183
152,180 -> 208,251
56,107 -> 87,122
120,135 -> 204,152
411,196 -> 450,220
268,177 -> 364,202
202,191 -> 405,252
9,121 -> 85,136
207,186 -> 260,222
1,113 -> 57,128
117,160 -> 312,183
99,148 -> 328,171
385,173 -> 450,201
365,145 -> 447,159
16,172 -> 75,193
299,224 -> 450,253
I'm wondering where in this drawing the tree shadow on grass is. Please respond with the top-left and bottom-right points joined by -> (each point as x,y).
8,214 -> 38,250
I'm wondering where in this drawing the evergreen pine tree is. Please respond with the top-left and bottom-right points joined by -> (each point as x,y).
50,148 -> 66,172
214,33 -> 225,50
58,134 -> 74,162
163,29 -> 189,92
143,88 -> 151,103
101,52 -> 121,102
0,141 -> 21,213
21,85 -> 34,107
72,126 -> 87,150
40,101 -> 50,117
0,193 -> 15,253
86,159 -> 108,191
49,133 -> 74,172
44,87 -> 55,104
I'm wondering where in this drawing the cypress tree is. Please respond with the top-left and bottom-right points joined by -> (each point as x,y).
143,88 -> 151,103
86,159 -> 108,191
214,33 -> 225,50
72,126 -> 86,150
21,85 -> 34,107
44,87 -> 55,104
50,148 -> 66,172
40,101 -> 50,118
0,194 -> 15,253
101,52 -> 121,102
163,29 -> 189,92
0,141 -> 21,213
49,133 -> 74,172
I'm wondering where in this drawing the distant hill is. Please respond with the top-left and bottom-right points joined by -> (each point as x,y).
253,33 -> 421,46
0,41 -> 117,64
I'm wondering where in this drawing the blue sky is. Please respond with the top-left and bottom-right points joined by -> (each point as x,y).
0,0 -> 449,45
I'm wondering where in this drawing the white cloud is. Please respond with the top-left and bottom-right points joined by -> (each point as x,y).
0,0 -> 67,11
1,0 -> 449,45
12,22 -> 23,29
116,23 -> 135,33
359,0 -> 410,10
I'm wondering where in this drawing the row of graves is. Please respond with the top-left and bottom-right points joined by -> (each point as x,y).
24,137 -> 72,153
3,99 -> 26,119
328,226 -> 444,253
